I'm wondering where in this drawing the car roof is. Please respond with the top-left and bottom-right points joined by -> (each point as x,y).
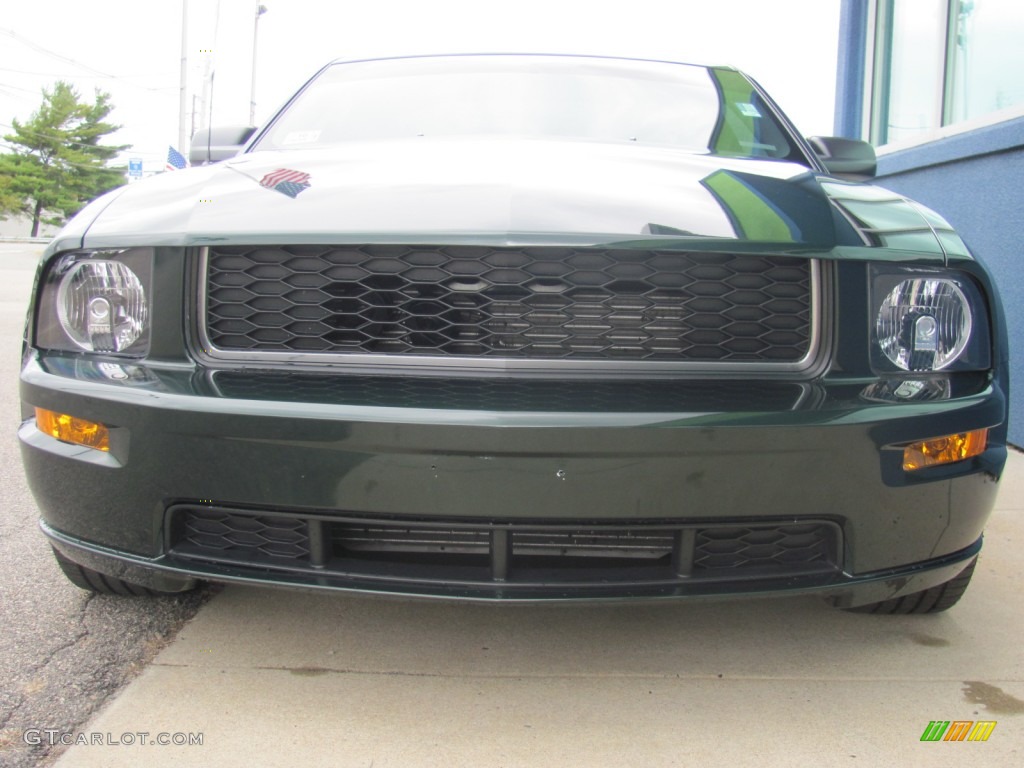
324,51 -> 735,72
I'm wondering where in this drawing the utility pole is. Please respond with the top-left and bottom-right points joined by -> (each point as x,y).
250,4 -> 268,126
178,0 -> 188,153
196,0 -> 221,134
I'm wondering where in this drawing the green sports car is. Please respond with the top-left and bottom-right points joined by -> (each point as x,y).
19,54 -> 1008,611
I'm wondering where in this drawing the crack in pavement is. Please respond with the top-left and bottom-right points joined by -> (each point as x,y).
0,587 -> 209,768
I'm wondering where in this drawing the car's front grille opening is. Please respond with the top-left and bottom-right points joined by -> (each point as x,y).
330,524 -> 679,575
200,244 -> 818,369
179,509 -> 311,564
167,505 -> 841,593
693,524 -> 836,572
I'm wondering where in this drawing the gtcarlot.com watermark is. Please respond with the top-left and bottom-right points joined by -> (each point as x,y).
23,729 -> 203,747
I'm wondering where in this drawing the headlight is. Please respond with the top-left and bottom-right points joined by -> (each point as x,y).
57,261 -> 147,352
877,278 -> 969,370
872,268 -> 990,373
35,249 -> 152,356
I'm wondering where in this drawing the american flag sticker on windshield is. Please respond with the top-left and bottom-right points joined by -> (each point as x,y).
259,168 -> 311,198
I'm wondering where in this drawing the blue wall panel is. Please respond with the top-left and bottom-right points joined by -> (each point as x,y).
876,146 -> 1023,444
834,0 -> 869,138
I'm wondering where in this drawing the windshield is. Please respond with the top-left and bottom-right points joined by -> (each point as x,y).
256,55 -> 799,161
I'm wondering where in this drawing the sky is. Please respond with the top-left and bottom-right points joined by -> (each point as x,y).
0,0 -> 841,174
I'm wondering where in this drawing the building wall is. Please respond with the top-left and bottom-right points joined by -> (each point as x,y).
873,129 -> 1022,444
836,0 -> 1022,444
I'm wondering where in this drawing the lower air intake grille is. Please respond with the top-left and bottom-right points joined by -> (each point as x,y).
178,509 -> 310,564
694,524 -> 835,572
168,506 -> 841,595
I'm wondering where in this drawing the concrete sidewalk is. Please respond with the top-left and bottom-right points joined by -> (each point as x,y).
51,453 -> 1024,767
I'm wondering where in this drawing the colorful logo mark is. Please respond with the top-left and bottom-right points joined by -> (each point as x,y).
920,720 -> 997,742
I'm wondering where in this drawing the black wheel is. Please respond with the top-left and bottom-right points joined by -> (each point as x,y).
52,547 -> 193,597
845,559 -> 977,614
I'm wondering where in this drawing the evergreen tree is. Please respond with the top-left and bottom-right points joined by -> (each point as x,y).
0,81 -> 129,237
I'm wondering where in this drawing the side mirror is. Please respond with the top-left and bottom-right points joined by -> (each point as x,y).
189,126 -> 258,165
808,136 -> 876,181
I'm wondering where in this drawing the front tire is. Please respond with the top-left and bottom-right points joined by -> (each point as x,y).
844,559 -> 977,614
52,547 -> 194,597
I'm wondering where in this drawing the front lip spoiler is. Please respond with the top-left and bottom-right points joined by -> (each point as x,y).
42,520 -> 982,606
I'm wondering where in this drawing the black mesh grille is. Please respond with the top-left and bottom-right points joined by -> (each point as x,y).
203,245 -> 814,362
175,510 -> 310,563
168,506 -> 841,590
694,524 -> 835,572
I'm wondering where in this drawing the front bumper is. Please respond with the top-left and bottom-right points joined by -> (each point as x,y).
20,353 -> 1007,604
41,517 -> 983,606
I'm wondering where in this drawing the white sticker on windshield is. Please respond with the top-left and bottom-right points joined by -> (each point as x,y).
282,130 -> 322,145
736,102 -> 762,118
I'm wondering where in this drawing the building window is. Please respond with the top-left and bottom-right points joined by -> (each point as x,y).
948,0 -> 1024,122
870,0 -> 1024,145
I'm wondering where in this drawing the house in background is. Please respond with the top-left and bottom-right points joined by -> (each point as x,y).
835,0 -> 1023,444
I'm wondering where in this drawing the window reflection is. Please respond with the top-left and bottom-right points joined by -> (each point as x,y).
948,0 -> 1024,122
872,0 -> 1024,145
875,0 -> 945,144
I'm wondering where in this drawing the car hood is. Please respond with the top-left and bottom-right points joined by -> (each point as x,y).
75,138 -> 953,257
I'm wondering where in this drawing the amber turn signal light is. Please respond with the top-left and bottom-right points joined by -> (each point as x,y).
903,429 -> 988,471
35,408 -> 110,452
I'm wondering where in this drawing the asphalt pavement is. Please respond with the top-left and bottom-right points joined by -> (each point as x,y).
1,242 -> 1021,767
0,245 -> 208,768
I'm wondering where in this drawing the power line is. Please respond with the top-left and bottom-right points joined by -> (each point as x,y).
0,27 -> 171,93
0,82 -> 45,96
0,65 -> 175,79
